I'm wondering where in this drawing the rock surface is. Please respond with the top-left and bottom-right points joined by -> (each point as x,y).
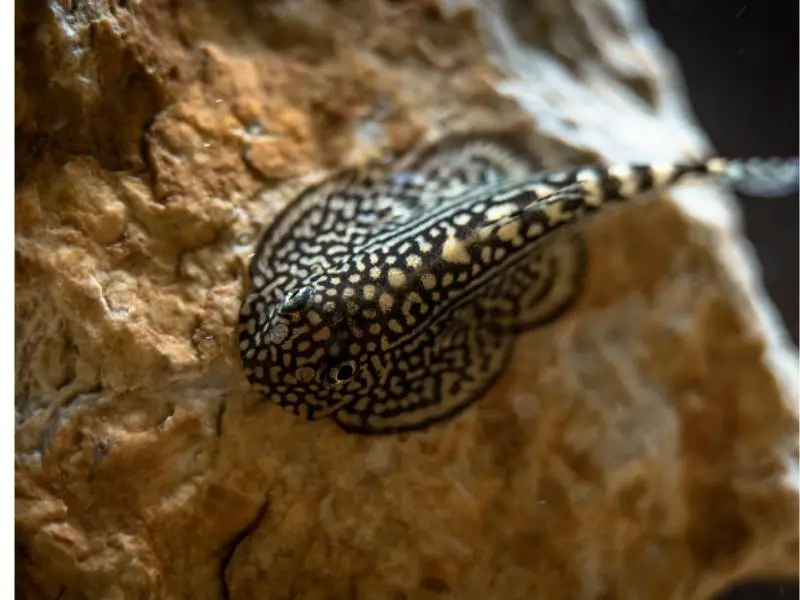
15,1 -> 798,599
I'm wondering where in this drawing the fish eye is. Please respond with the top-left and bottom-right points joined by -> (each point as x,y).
325,360 -> 358,385
282,286 -> 315,313
336,362 -> 356,381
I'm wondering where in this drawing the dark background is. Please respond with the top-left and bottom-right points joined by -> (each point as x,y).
644,0 -> 799,343
642,1 -> 798,598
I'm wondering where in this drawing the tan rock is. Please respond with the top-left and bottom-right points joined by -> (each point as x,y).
15,1 -> 797,599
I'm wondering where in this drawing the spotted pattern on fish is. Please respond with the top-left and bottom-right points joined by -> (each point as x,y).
238,134 -> 798,435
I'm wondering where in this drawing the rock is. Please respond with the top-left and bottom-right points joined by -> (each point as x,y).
15,1 -> 797,599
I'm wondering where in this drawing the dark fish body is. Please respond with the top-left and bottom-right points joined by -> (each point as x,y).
238,135 -> 798,434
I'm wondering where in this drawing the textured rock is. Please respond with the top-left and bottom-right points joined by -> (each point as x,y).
15,1 -> 798,599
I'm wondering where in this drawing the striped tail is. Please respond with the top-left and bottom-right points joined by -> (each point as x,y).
469,155 -> 799,247
588,155 -> 800,201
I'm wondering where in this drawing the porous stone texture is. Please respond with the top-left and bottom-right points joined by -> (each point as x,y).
15,1 -> 798,599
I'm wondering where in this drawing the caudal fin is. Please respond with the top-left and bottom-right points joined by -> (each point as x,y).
708,156 -> 799,198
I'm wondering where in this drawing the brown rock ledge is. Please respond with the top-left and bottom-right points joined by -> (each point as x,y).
15,1 -> 798,599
